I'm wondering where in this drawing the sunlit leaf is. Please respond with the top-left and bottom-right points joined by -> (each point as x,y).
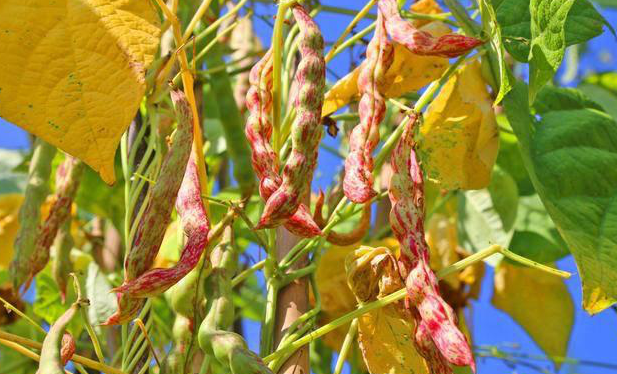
0,194 -> 24,269
0,0 -> 160,184
492,262 -> 574,360
418,60 -> 499,190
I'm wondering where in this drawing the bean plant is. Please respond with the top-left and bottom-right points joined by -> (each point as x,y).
0,0 -> 616,373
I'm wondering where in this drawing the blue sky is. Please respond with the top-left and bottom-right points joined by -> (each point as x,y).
2,1 -> 617,373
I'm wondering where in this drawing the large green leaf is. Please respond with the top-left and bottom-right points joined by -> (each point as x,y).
504,82 -> 617,313
509,195 -> 570,264
528,0 -> 576,102
458,166 -> 519,263
493,0 -> 610,62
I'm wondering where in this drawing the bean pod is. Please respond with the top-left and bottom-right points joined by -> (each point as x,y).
388,114 -> 474,372
9,139 -> 55,293
198,228 -> 272,374
111,152 -> 209,297
36,299 -> 81,374
245,49 -> 320,237
103,89 -> 194,325
378,0 -> 482,58
52,221 -> 74,303
343,11 -> 393,203
256,5 -> 325,230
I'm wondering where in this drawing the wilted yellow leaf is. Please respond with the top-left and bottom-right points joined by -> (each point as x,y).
0,194 -> 25,269
426,212 -> 460,288
321,23 -> 450,117
358,305 -> 429,374
346,246 -> 429,374
0,1 -> 160,184
418,60 -> 499,190
491,262 -> 574,360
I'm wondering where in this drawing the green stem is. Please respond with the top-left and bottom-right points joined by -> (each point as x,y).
325,0 -> 376,63
333,319 -> 359,374
263,244 -> 570,364
231,259 -> 266,288
271,1 -> 291,154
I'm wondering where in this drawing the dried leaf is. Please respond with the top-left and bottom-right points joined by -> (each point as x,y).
321,23 -> 450,117
418,60 -> 499,190
491,262 -> 574,360
0,1 -> 160,184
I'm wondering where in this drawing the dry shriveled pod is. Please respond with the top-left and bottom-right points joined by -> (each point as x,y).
111,152 -> 210,297
256,4 -> 325,230
313,191 -> 372,246
343,11 -> 393,203
9,139 -> 55,292
388,114 -> 474,372
104,89 -> 194,325
245,49 -> 320,237
378,0 -> 483,58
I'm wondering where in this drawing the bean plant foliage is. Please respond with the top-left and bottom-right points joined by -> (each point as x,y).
0,0 -> 614,373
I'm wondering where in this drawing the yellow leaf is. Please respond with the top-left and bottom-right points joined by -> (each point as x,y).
346,246 -> 429,374
409,0 -> 444,28
358,305 -> 429,374
491,262 -> 574,360
426,212 -> 460,288
0,1 -> 160,184
418,60 -> 499,190
0,194 -> 25,269
321,22 -> 450,117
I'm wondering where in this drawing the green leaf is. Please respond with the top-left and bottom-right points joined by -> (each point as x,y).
578,83 -> 617,121
479,0 -> 513,103
528,0 -> 575,102
503,82 -> 617,313
0,149 -> 26,194
496,116 -> 535,195
33,266 -> 83,336
508,195 -> 570,264
493,0 -> 610,62
458,167 -> 519,264
85,262 -> 117,332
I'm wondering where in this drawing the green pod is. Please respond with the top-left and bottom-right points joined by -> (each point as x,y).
37,300 -> 80,374
169,263 -> 211,319
52,220 -> 73,303
10,138 -> 56,292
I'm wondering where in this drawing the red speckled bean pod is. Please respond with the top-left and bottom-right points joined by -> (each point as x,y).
378,0 -> 483,58
256,4 -> 325,230
28,157 -> 84,291
103,90 -> 194,325
111,152 -> 209,297
388,114 -> 474,373
245,49 -> 321,238
344,11 -> 393,203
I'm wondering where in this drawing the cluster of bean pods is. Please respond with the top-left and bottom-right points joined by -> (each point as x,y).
198,227 -> 273,374
388,114 -> 474,373
250,4 -> 325,235
104,90 -> 194,325
342,0 -> 482,205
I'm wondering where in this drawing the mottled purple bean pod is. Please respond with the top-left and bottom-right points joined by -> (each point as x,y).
378,0 -> 483,58
256,4 -> 325,230
26,156 -> 84,292
389,114 -> 475,372
103,90 -> 194,325
344,11 -> 393,203
10,139 -> 55,293
245,49 -> 321,237
111,152 -> 210,297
